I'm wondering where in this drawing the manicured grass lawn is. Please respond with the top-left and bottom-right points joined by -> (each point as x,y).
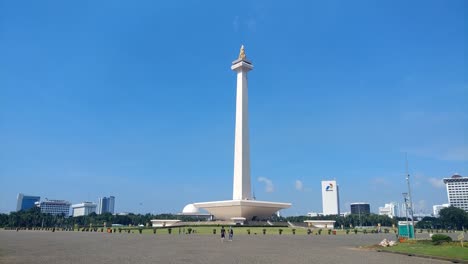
102,226 -> 385,236
381,241 -> 468,261
112,226 -> 310,235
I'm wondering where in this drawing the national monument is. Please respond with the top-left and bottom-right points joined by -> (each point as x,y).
186,46 -> 291,223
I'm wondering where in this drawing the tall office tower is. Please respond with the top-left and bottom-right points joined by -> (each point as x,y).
16,193 -> 40,211
97,197 -> 108,214
321,180 -> 340,215
97,196 -> 115,214
108,196 -> 115,214
443,173 -> 468,211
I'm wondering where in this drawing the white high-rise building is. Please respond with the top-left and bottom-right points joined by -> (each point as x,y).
321,180 -> 340,215
379,203 -> 397,218
38,199 -> 71,216
432,204 -> 450,217
72,202 -> 97,217
443,173 -> 468,212
400,202 -> 409,218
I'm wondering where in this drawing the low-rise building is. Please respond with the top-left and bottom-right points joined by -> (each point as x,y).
432,204 -> 450,217
72,202 -> 97,217
38,199 -> 71,216
350,202 -> 370,215
379,203 -> 397,218
307,212 -> 319,217
304,220 -> 336,229
151,219 -> 181,227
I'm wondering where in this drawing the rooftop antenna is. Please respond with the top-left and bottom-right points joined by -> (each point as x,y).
405,152 -> 415,239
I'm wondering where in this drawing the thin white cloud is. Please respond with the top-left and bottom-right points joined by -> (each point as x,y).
371,177 -> 391,187
295,180 -> 303,191
369,176 -> 395,192
414,173 -> 424,180
405,146 -> 468,162
245,17 -> 257,32
412,172 -> 425,187
232,15 -> 257,33
428,177 -> 445,188
232,16 -> 239,32
258,177 -> 274,193
415,200 -> 428,214
440,147 -> 468,161
401,111 -> 468,123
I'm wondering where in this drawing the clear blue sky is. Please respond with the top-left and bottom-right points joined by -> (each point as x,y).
1,0 -> 466,215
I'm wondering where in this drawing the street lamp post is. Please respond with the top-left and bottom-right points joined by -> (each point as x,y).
405,153 -> 416,239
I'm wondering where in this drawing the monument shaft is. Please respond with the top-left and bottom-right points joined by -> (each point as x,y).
231,46 -> 253,200
191,46 -> 291,221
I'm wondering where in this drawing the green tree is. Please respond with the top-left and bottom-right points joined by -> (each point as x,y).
439,206 -> 468,230
415,217 -> 443,229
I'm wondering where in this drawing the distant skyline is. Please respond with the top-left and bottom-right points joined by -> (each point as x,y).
1,0 -> 467,215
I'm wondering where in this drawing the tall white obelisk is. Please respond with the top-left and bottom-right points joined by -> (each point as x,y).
231,45 -> 253,200
191,46 -> 291,221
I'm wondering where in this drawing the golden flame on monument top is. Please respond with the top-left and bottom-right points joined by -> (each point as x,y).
238,45 -> 246,60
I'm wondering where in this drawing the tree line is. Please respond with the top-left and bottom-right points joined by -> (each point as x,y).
0,207 -> 200,228
414,206 -> 468,230
1,206 -> 466,230
283,214 -> 402,228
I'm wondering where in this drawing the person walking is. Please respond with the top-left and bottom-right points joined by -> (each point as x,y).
220,226 -> 226,242
228,228 -> 233,241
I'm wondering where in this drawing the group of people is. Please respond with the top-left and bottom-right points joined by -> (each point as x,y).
220,226 -> 233,242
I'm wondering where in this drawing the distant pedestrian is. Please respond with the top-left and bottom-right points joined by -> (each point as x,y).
228,228 -> 233,241
220,226 -> 226,242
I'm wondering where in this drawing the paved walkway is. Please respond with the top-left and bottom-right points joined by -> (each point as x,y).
0,230 -> 448,264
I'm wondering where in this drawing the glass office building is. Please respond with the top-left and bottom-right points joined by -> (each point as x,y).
97,196 -> 115,214
16,193 -> 40,211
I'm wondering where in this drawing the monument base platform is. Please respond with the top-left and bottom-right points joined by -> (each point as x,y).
193,200 -> 291,221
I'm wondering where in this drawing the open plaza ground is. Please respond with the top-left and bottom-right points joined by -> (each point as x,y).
0,229 -> 458,264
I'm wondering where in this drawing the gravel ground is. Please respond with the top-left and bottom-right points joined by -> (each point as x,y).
0,230 -> 448,264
